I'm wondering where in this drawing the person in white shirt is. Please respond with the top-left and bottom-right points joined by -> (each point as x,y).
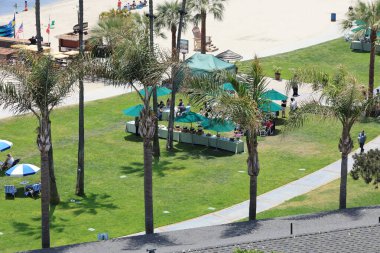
290,98 -> 298,111
1,154 -> 14,170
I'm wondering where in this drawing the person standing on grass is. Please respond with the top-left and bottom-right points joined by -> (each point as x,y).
290,98 -> 298,112
358,130 -> 367,153
281,99 -> 287,118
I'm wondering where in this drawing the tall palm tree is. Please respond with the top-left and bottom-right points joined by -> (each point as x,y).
342,0 -> 380,99
286,66 -> 372,209
148,0 -> 161,159
166,0 -> 188,150
187,0 -> 226,54
87,15 -> 172,233
188,57 -> 267,220
0,53 -> 77,248
76,0 -> 85,196
35,0 -> 42,52
156,0 -> 183,58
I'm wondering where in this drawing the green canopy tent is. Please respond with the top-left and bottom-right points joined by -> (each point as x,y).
185,53 -> 237,75
201,118 -> 236,150
260,89 -> 288,101
259,101 -> 282,113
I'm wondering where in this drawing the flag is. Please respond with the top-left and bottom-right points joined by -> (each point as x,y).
7,14 -> 16,28
46,23 -> 50,34
15,23 -> 23,39
50,20 -> 55,29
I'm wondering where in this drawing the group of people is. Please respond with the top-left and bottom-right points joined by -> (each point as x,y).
118,0 -> 147,11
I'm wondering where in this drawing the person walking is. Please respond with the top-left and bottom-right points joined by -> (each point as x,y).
358,130 -> 367,153
281,99 -> 287,118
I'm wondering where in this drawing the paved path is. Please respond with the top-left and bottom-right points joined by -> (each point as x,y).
135,136 -> 380,234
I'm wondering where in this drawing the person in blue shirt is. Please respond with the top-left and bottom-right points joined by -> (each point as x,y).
358,130 -> 367,153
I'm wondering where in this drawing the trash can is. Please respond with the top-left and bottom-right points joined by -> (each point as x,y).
331,13 -> 336,22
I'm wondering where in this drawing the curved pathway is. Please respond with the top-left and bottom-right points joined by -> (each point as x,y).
128,135 -> 380,235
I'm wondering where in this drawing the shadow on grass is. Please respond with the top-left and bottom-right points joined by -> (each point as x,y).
171,143 -> 235,160
124,135 -> 142,143
11,221 -> 40,240
120,160 -> 186,178
56,193 -> 118,216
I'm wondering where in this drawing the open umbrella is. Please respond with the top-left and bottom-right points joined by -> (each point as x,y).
5,164 -> 40,177
201,118 -> 235,150
0,140 -> 12,152
201,118 -> 235,132
139,87 -> 172,97
261,89 -> 288,101
175,112 -> 206,124
259,101 -> 282,112
123,104 -> 144,117
222,82 -> 235,91
216,50 -> 243,62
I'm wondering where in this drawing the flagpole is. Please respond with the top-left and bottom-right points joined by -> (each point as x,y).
48,15 -> 50,44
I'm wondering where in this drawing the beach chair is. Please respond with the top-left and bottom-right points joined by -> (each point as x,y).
192,27 -> 218,52
32,183 -> 41,196
5,185 -> 17,199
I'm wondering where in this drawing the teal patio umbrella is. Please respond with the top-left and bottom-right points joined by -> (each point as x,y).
201,118 -> 235,150
259,101 -> 282,112
261,89 -> 287,101
123,104 -> 144,117
175,112 -> 206,127
139,87 -> 172,97
201,118 -> 235,133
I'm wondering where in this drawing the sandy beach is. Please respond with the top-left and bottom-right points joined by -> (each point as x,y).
0,0 -> 354,119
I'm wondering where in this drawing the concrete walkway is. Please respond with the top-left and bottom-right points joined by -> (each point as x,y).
144,135 -> 380,234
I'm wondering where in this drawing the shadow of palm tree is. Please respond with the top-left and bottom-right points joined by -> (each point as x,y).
221,220 -> 263,239
55,193 -> 118,216
124,134 -> 142,143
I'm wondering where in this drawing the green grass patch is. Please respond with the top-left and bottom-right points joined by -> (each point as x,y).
257,177 -> 380,220
0,91 -> 378,252
238,38 -> 379,84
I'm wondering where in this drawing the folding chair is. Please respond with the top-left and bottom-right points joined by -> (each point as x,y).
5,185 -> 17,199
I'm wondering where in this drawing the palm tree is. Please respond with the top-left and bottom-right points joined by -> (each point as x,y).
342,0 -> 380,99
35,0 -> 42,52
0,53 -> 77,248
187,0 -> 226,54
286,66 -> 372,209
166,0 -> 188,150
156,0 -> 184,58
76,0 -> 85,196
148,0 -> 161,159
188,57 -> 267,220
87,15 -> 172,233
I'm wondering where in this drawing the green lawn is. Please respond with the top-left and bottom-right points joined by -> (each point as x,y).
257,177 -> 380,220
238,38 -> 379,85
0,89 -> 378,252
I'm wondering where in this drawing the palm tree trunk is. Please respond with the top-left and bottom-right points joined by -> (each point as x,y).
200,10 -> 206,54
148,0 -> 160,158
368,30 -> 376,99
166,0 -> 186,151
38,117 -> 51,248
338,125 -> 353,209
48,121 -> 60,205
139,103 -> 155,234
171,24 -> 177,60
246,129 -> 260,220
166,85 -> 176,150
35,0 -> 42,52
144,137 -> 154,234
76,0 -> 85,196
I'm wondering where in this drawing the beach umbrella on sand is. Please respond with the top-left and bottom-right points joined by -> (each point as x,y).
0,140 -> 12,152
216,50 -> 243,62
123,104 -> 144,117
261,89 -> 288,101
259,101 -> 282,112
5,164 -> 40,177
175,112 -> 206,127
139,87 -> 172,97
